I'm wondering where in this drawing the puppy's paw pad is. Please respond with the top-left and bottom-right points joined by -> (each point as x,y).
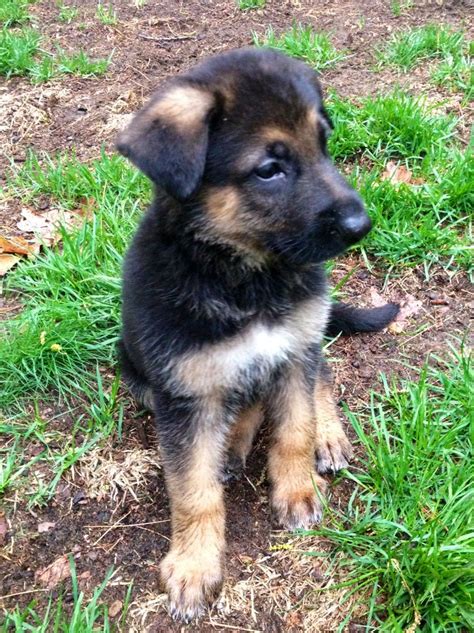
316,432 -> 353,474
161,552 -> 223,622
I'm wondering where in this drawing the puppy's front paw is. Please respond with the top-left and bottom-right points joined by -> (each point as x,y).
160,550 -> 223,622
271,474 -> 327,530
316,428 -> 353,474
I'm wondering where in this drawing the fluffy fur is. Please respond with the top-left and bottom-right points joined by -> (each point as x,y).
117,47 -> 398,621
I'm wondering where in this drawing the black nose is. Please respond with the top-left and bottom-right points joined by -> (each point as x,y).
336,200 -> 372,245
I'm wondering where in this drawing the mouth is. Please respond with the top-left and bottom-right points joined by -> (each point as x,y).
262,209 -> 372,266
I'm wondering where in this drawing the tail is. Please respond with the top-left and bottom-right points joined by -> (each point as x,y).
326,301 -> 400,337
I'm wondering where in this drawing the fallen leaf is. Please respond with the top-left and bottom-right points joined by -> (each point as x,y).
35,555 -> 70,589
109,600 -> 123,618
17,208 -> 82,248
396,294 -> 423,321
0,234 -> 34,256
37,521 -> 56,533
381,161 -> 425,186
0,515 -> 8,545
388,294 -> 423,334
368,287 -> 388,307
0,254 -> 20,276
17,208 -> 51,236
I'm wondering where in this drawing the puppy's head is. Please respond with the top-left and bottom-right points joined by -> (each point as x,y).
117,48 -> 371,265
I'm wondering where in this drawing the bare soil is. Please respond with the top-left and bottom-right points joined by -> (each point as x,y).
0,1 -> 472,631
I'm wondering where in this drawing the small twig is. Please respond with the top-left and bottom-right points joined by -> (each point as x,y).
85,519 -> 169,529
1,587 -> 49,601
138,32 -> 197,43
91,510 -> 132,546
204,623 -> 262,633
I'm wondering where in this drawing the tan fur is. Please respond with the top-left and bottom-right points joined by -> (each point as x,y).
204,186 -> 242,232
306,107 -> 318,130
314,366 -> 353,473
228,404 -> 264,465
268,366 -> 327,529
147,85 -> 214,130
202,186 -> 268,263
259,125 -> 296,146
260,120 -> 321,159
169,296 -> 330,398
161,415 -> 227,615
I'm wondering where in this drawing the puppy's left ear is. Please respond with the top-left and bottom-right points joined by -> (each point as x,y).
117,81 -> 216,200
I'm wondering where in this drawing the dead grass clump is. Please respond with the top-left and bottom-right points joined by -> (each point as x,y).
77,446 -> 161,502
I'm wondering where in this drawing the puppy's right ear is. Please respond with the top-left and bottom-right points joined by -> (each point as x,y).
116,81 -> 216,201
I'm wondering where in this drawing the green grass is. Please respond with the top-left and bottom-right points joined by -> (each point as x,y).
309,346 -> 473,631
0,0 -> 33,27
326,90 -> 457,164
253,23 -> 345,71
323,90 -> 473,275
96,2 -> 117,26
432,54 -> 473,100
0,27 -> 40,77
2,560 -> 132,632
0,1 -> 109,81
0,153 -> 146,504
238,0 -> 265,10
55,49 -> 110,77
0,26 -> 110,81
390,0 -> 413,16
58,3 -> 79,24
1,152 -> 149,412
378,24 -> 468,70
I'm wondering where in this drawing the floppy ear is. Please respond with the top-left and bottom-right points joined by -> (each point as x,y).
116,81 -> 216,200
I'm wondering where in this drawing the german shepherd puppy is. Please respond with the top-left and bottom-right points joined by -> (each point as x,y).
117,48 -> 398,621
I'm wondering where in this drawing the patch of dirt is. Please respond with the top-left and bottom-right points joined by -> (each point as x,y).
0,1 -> 473,631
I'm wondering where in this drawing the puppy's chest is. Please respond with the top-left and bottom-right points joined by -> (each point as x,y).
168,297 -> 330,397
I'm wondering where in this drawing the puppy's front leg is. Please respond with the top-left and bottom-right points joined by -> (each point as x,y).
155,393 -> 227,622
266,364 -> 327,530
314,360 -> 353,474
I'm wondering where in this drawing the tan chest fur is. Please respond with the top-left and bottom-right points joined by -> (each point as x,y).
166,296 -> 330,397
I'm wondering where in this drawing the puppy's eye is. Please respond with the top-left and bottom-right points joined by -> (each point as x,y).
254,161 -> 285,181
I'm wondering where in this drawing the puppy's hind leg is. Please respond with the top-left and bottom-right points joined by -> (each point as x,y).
155,391 -> 230,622
314,360 -> 353,474
117,340 -> 154,410
224,404 -> 264,480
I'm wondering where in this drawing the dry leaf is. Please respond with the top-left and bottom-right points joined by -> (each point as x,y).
37,521 -> 56,533
396,294 -> 423,321
388,294 -> 423,334
368,287 -> 387,307
0,234 -> 34,256
381,161 -> 424,186
35,555 -> 71,589
0,253 -> 20,276
109,600 -> 123,618
17,208 -> 82,248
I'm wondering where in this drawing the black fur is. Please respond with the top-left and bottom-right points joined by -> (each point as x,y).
117,47 -> 399,620
327,301 -> 400,337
